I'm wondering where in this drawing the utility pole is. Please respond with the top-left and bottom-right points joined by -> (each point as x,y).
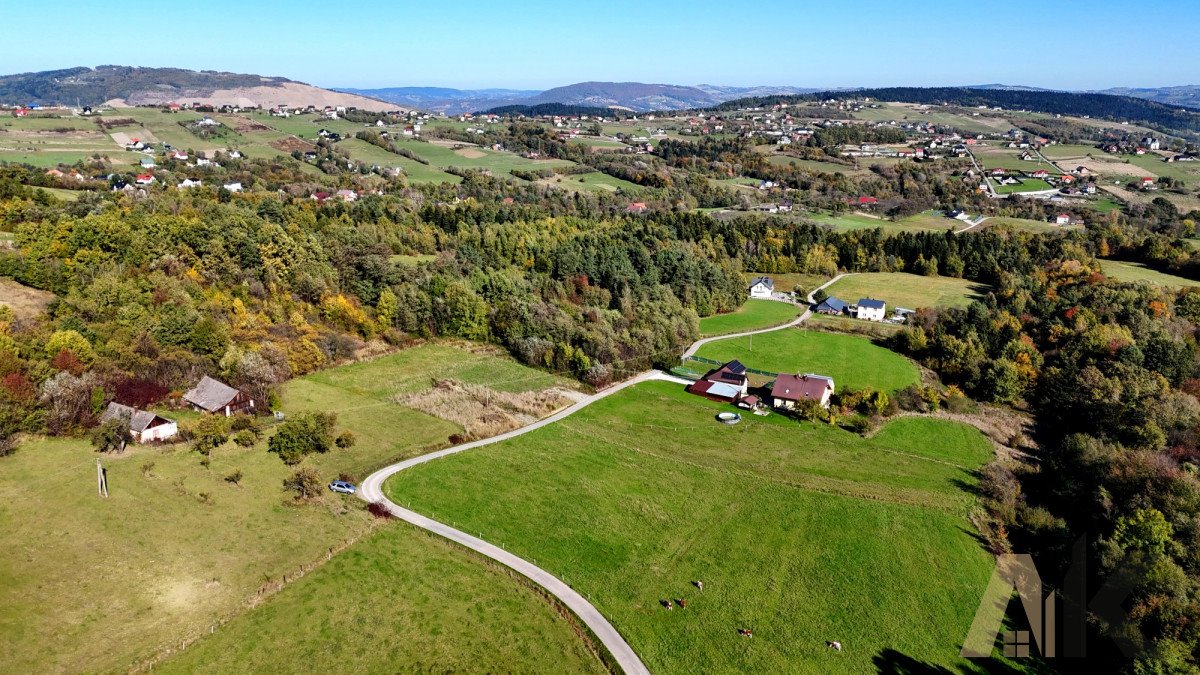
96,458 -> 108,498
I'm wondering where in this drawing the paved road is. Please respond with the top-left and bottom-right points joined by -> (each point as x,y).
682,273 -> 849,358
358,276 -> 851,674
359,371 -> 693,675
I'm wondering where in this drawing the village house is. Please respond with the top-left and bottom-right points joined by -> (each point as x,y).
99,402 -> 178,444
854,298 -> 887,321
1141,177 -> 1158,190
814,296 -> 849,315
771,373 -> 835,409
135,173 -> 156,185
686,360 -> 751,404
1055,214 -> 1071,225
178,178 -> 203,189
182,376 -> 255,416
223,182 -> 243,192
336,189 -> 358,202
748,276 -> 774,299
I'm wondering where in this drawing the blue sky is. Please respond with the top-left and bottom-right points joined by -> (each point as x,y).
1,0 -> 1195,90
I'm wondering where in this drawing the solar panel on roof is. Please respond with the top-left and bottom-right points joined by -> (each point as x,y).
727,360 -> 746,374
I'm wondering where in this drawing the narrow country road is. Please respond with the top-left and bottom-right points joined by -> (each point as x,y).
682,273 -> 849,357
358,276 -> 845,674
359,371 -> 692,675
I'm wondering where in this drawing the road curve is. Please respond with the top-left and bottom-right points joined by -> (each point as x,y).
359,371 -> 691,675
682,273 -> 849,358
359,276 -> 846,674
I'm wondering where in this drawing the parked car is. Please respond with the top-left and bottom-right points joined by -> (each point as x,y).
328,480 -> 356,495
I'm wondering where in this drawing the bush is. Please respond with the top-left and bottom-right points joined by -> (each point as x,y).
944,385 -> 975,414
268,411 -> 337,464
224,469 -> 244,485
335,431 -> 356,449
367,500 -> 393,519
282,466 -> 324,501
233,430 -> 256,447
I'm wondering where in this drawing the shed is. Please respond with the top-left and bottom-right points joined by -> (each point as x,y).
183,376 -> 254,416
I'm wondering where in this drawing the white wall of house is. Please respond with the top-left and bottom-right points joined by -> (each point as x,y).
135,422 -> 178,443
856,305 -> 886,321
749,283 -> 772,299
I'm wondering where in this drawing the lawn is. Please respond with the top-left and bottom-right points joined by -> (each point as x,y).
699,299 -> 804,337
994,178 -> 1054,194
824,272 -> 988,310
982,216 -> 1074,234
158,524 -> 605,674
694,327 -> 919,392
807,210 -> 960,234
1100,260 -> 1200,288
337,137 -> 460,183
0,341 -> 577,673
386,381 -> 1007,674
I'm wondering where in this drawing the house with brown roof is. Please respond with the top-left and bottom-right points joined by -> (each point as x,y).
771,373 -> 835,409
686,360 -> 750,403
182,376 -> 254,416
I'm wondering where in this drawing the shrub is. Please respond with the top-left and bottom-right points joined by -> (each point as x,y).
367,501 -> 393,519
224,469 -> 244,485
91,418 -> 129,453
282,466 -> 324,501
233,430 -> 256,447
141,461 -> 156,478
335,430 -> 356,449
268,411 -> 337,464
191,415 -> 231,455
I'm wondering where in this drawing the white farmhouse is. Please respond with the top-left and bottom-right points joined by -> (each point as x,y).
748,276 -> 774,299
855,298 -> 887,321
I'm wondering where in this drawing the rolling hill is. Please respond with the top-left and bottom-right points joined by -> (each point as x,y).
342,81 -> 815,113
0,66 -> 399,111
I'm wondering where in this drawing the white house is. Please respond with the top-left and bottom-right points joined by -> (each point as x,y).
855,298 -> 887,321
1055,214 -> 1071,225
223,182 -> 243,193
99,402 -> 177,444
749,276 -> 774,299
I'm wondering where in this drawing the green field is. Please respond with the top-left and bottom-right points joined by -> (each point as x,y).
386,381 -> 1004,673
983,216 -> 1076,233
806,210 -> 963,234
0,342 -> 576,672
698,299 -> 804,337
159,524 -> 605,674
1127,154 -> 1200,188
851,103 -> 1010,135
824,272 -> 988,310
694,328 -> 919,392
1099,260 -> 1200,288
337,137 -> 460,183
766,155 -> 868,175
994,178 -> 1054,194
542,170 -> 643,194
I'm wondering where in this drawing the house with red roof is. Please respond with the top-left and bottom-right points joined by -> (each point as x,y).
771,373 -> 835,409
627,202 -> 648,213
135,173 -> 156,185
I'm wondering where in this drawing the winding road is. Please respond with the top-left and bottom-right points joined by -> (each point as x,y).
359,274 -> 849,674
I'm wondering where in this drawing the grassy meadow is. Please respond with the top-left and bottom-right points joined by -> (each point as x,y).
824,273 -> 987,310
158,524 -> 605,674
694,327 -> 919,392
1099,260 -> 1200,288
386,381 -> 1005,674
0,342 -> 578,673
699,299 -> 804,337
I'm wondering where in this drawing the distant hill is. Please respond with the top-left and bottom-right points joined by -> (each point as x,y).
1098,85 -> 1200,110
482,103 -> 616,117
0,66 -> 399,111
336,86 -> 539,114
714,87 -> 1200,138
339,81 -> 818,113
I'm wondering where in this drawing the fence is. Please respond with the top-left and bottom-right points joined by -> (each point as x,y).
684,355 -> 779,378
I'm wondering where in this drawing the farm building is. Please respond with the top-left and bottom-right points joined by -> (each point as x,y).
771,374 -> 835,409
183,376 -> 255,416
698,360 -> 749,396
686,379 -> 744,403
99,402 -> 177,444
854,298 -> 887,322
748,277 -> 774,299
814,297 -> 849,315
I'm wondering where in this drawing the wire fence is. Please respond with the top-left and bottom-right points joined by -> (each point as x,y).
683,355 -> 779,378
